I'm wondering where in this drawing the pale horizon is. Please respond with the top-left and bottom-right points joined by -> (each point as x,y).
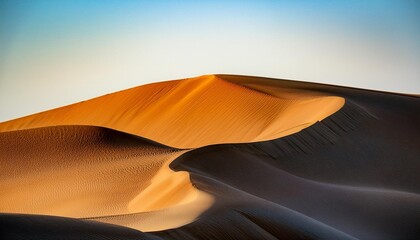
1,0 -> 419,122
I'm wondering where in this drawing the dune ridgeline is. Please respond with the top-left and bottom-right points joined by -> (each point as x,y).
1,75 -> 419,240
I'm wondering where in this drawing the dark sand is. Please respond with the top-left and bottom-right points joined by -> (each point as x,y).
1,75 -> 419,239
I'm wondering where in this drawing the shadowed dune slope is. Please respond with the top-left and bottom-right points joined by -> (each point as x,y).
221,75 -> 420,193
0,213 -> 161,240
1,75 -> 419,240
0,125 -> 213,232
157,76 -> 420,240
0,75 -> 344,148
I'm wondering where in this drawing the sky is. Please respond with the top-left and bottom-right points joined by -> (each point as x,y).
1,0 -> 419,122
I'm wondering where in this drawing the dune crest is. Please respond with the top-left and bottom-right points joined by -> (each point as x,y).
0,75 -> 344,148
2,75 -> 418,239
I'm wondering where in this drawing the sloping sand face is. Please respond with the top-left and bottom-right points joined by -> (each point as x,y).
0,75 -> 345,234
0,75 -> 344,148
0,126 -> 213,231
1,75 -> 419,239
0,75 -> 345,233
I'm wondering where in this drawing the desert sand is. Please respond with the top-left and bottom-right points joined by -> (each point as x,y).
0,75 -> 344,148
1,75 -> 419,239
0,125 -> 213,232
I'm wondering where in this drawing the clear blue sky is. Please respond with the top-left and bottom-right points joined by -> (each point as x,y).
1,0 -> 419,121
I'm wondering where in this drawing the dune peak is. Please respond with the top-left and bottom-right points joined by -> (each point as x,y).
0,75 -> 344,148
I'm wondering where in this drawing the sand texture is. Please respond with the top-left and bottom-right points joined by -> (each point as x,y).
1,75 -> 419,239
0,75 -> 343,148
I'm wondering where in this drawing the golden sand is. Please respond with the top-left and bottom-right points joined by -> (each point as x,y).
0,75 -> 344,148
0,75 -> 345,232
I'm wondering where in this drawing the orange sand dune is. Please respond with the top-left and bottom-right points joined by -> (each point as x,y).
0,75 -> 344,235
1,75 -> 419,240
0,126 -> 212,231
0,75 -> 344,148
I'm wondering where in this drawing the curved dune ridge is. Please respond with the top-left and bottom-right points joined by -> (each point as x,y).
1,75 -> 420,239
0,75 -> 344,148
0,125 -> 214,232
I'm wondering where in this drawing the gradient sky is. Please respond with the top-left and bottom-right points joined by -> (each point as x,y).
1,0 -> 419,122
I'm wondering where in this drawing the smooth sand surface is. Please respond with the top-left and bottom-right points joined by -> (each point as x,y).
0,75 -> 344,148
1,75 -> 419,239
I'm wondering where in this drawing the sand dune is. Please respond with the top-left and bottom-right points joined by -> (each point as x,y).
0,75 -> 343,148
0,125 -> 212,231
1,75 -> 419,239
